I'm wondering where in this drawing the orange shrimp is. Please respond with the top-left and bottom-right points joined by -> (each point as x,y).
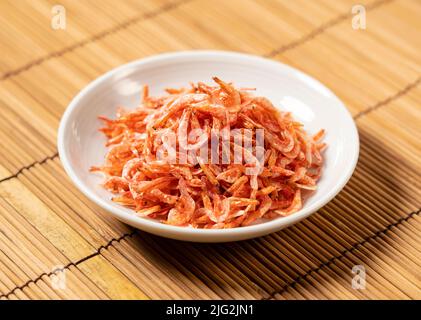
92,77 -> 325,228
212,77 -> 241,111
167,178 -> 195,225
274,189 -> 302,217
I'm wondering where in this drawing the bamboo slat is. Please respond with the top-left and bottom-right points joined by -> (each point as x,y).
0,0 -> 176,73
0,0 -> 419,300
276,0 -> 421,116
77,255 -> 149,300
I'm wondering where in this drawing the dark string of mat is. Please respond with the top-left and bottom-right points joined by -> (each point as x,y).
0,0 -> 193,81
0,0 -> 391,81
1,206 -> 419,299
0,153 -> 58,184
354,76 -> 421,120
262,207 -> 421,299
265,0 -> 393,58
0,230 -> 137,299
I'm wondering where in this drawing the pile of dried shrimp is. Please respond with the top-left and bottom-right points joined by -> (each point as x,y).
91,77 -> 325,228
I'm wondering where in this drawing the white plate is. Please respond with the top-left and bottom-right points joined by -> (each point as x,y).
58,50 -> 359,242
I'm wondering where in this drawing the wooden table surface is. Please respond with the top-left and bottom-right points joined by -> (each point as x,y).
0,0 -> 420,300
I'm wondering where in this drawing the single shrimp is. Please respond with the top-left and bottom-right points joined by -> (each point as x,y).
216,167 -> 242,183
149,189 -> 178,204
167,178 -> 195,225
212,77 -> 241,111
152,93 -> 209,129
103,177 -> 129,193
274,189 -> 302,216
122,158 -> 143,180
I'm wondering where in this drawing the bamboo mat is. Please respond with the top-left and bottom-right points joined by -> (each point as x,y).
0,0 -> 420,300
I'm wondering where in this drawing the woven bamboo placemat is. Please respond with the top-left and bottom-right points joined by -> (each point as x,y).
0,0 -> 419,300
